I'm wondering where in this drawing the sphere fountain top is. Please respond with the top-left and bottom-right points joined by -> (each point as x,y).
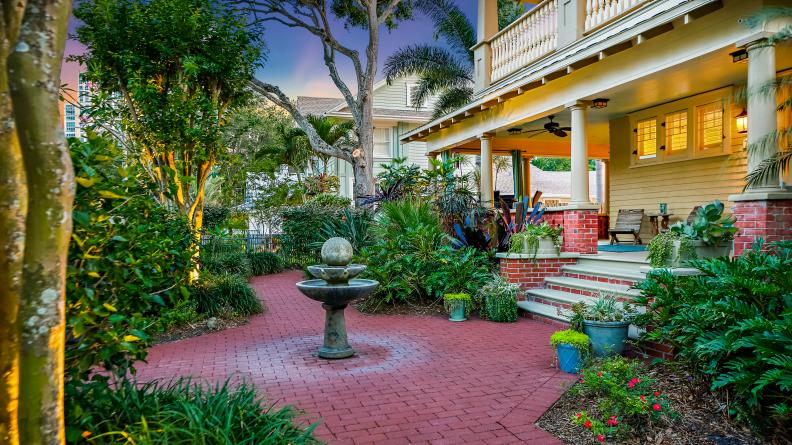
321,237 -> 353,266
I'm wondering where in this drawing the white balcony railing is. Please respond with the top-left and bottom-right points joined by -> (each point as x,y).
490,0 -> 558,83
584,0 -> 649,32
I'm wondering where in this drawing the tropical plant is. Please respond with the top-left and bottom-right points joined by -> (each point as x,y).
315,208 -> 375,254
452,215 -> 493,252
66,135 -> 194,385
443,293 -> 472,318
201,251 -> 253,278
740,7 -> 792,189
668,200 -> 737,245
572,294 -> 637,323
189,272 -> 263,317
65,378 -> 319,444
570,357 -> 675,442
375,157 -> 424,200
508,222 -> 563,257
424,155 -> 480,221
550,330 -> 590,351
384,0 -> 525,118
479,275 -> 520,322
303,173 -> 341,196
279,194 -> 352,264
646,231 -> 696,268
304,114 -> 356,174
633,240 -> 792,436
75,0 -> 263,232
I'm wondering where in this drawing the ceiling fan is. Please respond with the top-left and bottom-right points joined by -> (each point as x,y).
506,115 -> 571,138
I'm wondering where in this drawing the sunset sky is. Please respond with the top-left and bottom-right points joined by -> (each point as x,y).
62,1 -> 480,100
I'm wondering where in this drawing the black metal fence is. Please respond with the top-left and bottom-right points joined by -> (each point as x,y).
199,231 -> 319,268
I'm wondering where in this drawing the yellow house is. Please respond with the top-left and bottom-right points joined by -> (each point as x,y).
402,0 -> 792,254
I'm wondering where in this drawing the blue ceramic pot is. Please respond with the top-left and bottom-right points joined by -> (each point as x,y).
556,344 -> 581,373
449,304 -> 466,322
583,320 -> 630,357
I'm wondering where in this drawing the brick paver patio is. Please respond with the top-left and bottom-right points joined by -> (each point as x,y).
137,271 -> 575,444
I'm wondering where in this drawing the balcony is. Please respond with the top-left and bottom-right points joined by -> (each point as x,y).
490,0 -> 558,83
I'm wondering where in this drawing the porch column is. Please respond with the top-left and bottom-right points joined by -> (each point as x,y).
522,156 -> 532,201
569,102 -> 590,205
480,134 -> 494,207
471,0 -> 498,93
511,150 -> 523,198
729,35 -> 792,256
602,159 -> 611,215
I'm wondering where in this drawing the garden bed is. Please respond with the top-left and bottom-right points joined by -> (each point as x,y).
354,300 -> 446,317
153,314 -> 250,344
537,361 -> 763,445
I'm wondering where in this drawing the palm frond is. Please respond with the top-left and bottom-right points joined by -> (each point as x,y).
431,86 -> 474,119
734,75 -> 792,105
413,0 -> 476,61
497,0 -> 525,29
745,149 -> 792,190
384,45 -> 471,85
411,64 -> 473,109
742,7 -> 792,45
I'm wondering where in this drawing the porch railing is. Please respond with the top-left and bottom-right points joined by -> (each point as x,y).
490,0 -> 558,83
584,0 -> 649,32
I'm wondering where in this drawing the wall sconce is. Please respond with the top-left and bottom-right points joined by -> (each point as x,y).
730,49 -> 748,63
592,98 -> 609,109
735,109 -> 748,134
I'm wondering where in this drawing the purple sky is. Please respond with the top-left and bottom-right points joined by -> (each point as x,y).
63,1 -> 478,100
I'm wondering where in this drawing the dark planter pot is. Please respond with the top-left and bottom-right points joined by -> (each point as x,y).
556,344 -> 582,373
583,320 -> 630,357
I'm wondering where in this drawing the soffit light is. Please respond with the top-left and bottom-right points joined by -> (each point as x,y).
736,109 -> 748,134
592,98 -> 609,109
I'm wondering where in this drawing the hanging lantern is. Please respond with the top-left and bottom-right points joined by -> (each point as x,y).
735,109 -> 748,134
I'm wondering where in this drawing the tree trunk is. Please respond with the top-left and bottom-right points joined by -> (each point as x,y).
353,96 -> 375,205
7,0 -> 73,443
0,2 -> 27,443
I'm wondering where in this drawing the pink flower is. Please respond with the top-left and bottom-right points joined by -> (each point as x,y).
576,412 -> 583,419
597,434 -> 605,442
652,403 -> 662,411
584,420 -> 592,429
628,378 -> 640,389
606,416 -> 618,426
654,391 -> 661,397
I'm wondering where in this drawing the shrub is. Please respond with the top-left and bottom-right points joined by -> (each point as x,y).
633,240 -> 792,435
66,135 -> 194,383
280,194 -> 351,265
570,357 -> 675,442
361,199 -> 491,308
315,208 -> 374,253
203,204 -> 232,229
478,275 -> 519,322
248,251 -> 284,275
201,250 -> 253,278
189,272 -> 263,317
65,378 -> 319,444
550,329 -> 589,351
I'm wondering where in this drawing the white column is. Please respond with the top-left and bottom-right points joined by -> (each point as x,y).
569,102 -> 590,205
480,134 -> 494,207
472,0 -> 498,93
746,38 -> 779,190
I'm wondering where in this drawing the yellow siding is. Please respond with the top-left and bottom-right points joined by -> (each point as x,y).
608,107 -> 747,241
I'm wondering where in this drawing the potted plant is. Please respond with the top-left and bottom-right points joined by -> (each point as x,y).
443,293 -> 472,322
571,295 -> 637,357
477,275 -> 520,322
647,200 -> 737,268
508,222 -> 563,259
550,329 -> 589,373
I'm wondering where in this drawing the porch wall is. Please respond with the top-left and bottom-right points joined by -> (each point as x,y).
608,109 -> 747,242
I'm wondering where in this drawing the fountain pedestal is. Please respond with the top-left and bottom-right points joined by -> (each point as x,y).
295,237 -> 378,359
320,303 -> 353,359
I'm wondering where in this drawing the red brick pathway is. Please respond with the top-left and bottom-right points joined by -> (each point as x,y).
137,271 -> 575,444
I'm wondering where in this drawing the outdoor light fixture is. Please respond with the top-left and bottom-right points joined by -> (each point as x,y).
736,109 -> 748,134
730,49 -> 748,63
592,98 -> 609,109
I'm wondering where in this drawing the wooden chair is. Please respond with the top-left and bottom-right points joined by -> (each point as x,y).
609,209 -> 644,245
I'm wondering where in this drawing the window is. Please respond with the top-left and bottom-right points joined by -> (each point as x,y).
373,127 -> 391,158
636,118 -> 657,160
665,110 -> 688,154
696,101 -> 723,151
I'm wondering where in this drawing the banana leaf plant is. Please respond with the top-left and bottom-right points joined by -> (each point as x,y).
497,191 -> 545,250
451,214 -> 492,252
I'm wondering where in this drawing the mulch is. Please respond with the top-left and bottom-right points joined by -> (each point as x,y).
153,315 -> 249,345
354,298 -> 448,317
537,361 -> 768,445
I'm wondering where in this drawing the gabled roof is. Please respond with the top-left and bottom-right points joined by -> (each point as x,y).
296,96 -> 344,116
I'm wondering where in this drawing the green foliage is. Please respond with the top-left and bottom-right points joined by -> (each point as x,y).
202,205 -> 232,229
65,378 -> 319,444
633,241 -> 792,435
583,294 -> 637,323
303,174 -> 341,196
152,299 -> 203,332
316,208 -> 375,254
361,199 -> 491,308
307,193 -> 352,208
248,251 -> 284,276
550,329 -> 590,351
668,200 -> 737,245
646,231 -> 696,268
570,357 -> 675,441
280,194 -> 351,265
508,222 -> 563,257
376,157 -> 423,200
201,251 -> 253,278
443,293 -> 472,317
189,272 -> 263,317
424,156 -> 479,221
66,134 -> 194,383
479,275 -> 519,322
531,157 -> 596,171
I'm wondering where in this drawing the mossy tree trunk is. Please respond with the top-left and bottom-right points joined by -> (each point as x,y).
0,1 -> 27,443
5,0 -> 74,443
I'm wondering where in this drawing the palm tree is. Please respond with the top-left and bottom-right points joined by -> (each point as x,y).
304,115 -> 356,174
262,125 -> 312,186
493,156 -> 511,190
384,0 -> 525,119
742,7 -> 792,189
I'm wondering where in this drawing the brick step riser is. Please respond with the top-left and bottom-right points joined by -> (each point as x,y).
545,284 -> 636,302
562,272 -> 641,287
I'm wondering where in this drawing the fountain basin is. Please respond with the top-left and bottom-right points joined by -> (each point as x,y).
296,278 -> 378,307
306,264 -> 366,284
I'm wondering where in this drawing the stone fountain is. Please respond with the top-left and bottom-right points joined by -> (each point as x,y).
296,237 -> 378,359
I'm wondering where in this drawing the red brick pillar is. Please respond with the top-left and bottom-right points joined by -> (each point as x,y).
731,198 -> 792,256
561,208 -> 599,254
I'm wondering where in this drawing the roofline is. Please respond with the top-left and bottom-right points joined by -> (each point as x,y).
326,110 -> 432,124
325,77 -> 392,114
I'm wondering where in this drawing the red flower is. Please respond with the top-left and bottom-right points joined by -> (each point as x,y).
652,403 -> 662,411
597,372 -> 603,377
584,420 -> 592,429
654,391 -> 661,397
576,412 -> 583,419
606,416 -> 618,426
639,395 -> 647,402
597,434 -> 605,442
